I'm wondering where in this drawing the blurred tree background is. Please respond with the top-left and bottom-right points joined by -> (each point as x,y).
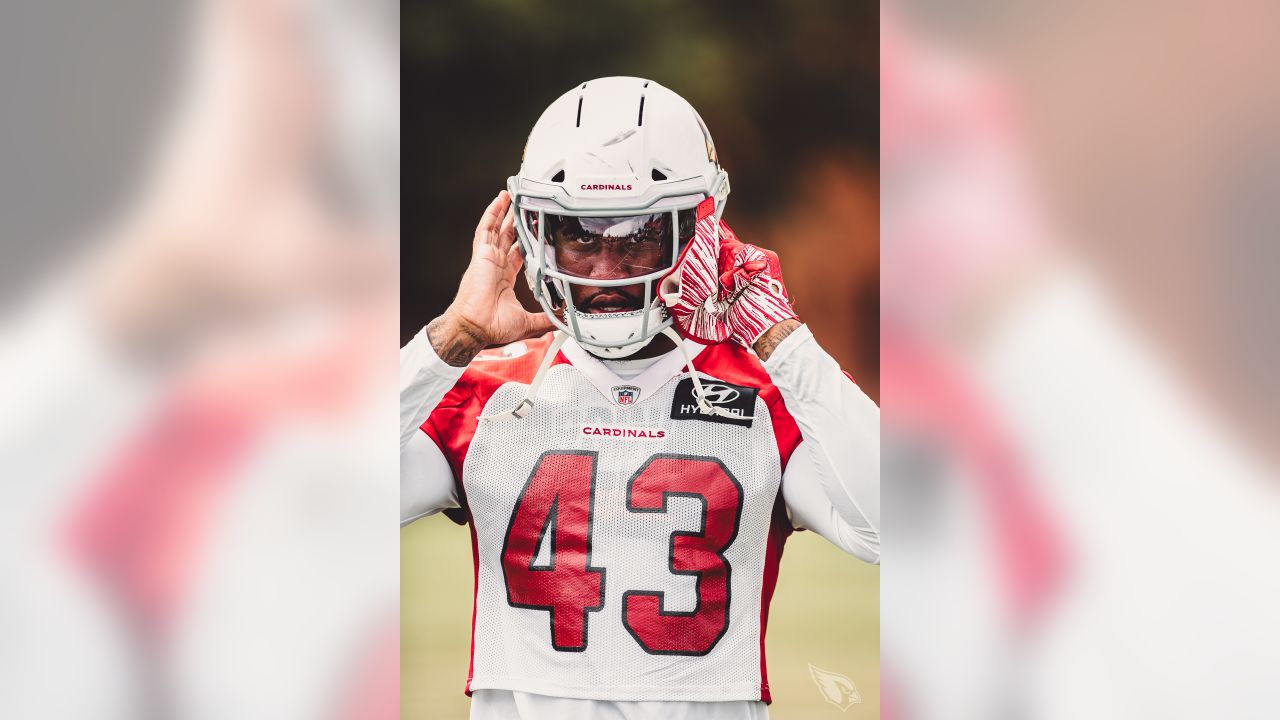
402,1 -> 879,718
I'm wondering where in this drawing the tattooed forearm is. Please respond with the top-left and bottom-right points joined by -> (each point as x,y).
427,312 -> 488,367
753,318 -> 802,361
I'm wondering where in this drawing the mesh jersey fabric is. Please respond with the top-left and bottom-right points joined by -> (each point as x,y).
422,334 -> 802,703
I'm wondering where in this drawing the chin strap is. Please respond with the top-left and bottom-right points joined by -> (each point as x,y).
660,327 -> 754,422
480,330 -> 569,422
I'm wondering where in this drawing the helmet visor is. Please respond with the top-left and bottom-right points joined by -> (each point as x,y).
546,212 -> 671,280
533,210 -> 696,280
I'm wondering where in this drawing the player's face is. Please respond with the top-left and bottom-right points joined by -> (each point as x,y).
547,213 -> 673,313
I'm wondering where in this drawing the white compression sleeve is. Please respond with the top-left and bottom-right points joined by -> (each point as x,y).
399,326 -> 467,524
400,325 -> 466,449
765,325 -> 880,563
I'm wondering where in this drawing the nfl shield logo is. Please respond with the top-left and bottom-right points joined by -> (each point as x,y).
612,385 -> 639,406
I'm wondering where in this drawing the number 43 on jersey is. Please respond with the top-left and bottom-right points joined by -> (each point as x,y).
501,451 -> 744,656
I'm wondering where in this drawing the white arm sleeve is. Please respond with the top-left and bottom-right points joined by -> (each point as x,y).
401,325 -> 467,449
765,325 -> 880,564
399,326 -> 467,526
401,431 -> 459,526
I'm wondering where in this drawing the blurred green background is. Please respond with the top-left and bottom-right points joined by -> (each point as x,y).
403,0 -> 879,716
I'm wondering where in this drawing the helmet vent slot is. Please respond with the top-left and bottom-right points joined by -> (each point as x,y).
637,95 -> 646,126
576,96 -> 583,127
651,168 -> 667,181
551,169 -> 565,183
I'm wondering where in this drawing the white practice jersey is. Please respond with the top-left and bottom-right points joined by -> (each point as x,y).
401,326 -> 879,716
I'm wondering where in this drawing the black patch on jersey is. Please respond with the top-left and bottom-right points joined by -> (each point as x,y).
669,378 -> 758,428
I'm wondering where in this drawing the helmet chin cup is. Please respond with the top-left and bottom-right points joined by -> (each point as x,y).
564,303 -> 667,358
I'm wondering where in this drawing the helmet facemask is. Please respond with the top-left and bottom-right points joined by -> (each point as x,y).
513,199 -> 697,358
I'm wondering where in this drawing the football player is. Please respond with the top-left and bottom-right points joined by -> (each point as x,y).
401,77 -> 879,719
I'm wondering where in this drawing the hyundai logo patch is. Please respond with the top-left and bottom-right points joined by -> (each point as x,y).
669,377 -> 757,427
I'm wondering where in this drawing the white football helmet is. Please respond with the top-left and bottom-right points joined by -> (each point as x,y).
509,77 -> 730,358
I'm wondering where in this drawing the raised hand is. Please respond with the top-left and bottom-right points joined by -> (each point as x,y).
659,198 -> 798,351
428,191 -> 554,366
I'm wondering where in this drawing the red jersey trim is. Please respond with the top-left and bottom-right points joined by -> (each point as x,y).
690,341 -> 803,473
464,519 -> 481,695
418,333 -> 568,697
421,333 -> 568,501
757,491 -> 793,703
689,341 -> 802,703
